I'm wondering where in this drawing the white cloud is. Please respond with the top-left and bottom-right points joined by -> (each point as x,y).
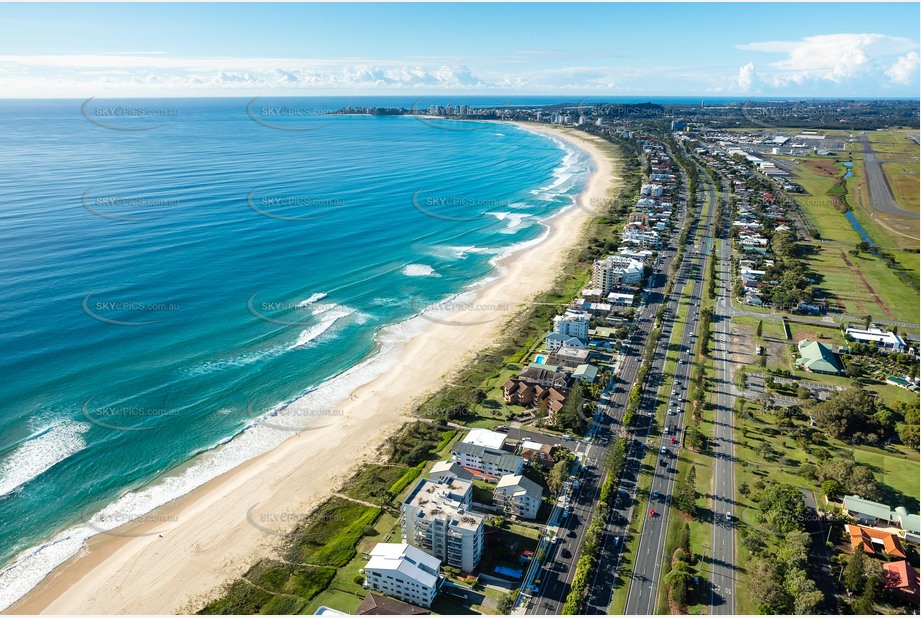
737,62 -> 757,92
886,51 -> 920,85
738,33 -> 918,86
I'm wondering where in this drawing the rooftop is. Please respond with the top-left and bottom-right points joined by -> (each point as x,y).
356,592 -> 431,615
366,543 -> 441,589
461,428 -> 507,450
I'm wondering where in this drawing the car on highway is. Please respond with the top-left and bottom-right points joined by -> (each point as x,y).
652,490 -> 659,499
660,459 -> 668,467
660,446 -> 667,454
648,508 -> 656,517
726,511 -> 732,521
670,436 -> 676,444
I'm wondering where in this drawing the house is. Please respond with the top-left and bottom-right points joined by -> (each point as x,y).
518,440 -> 557,469
356,592 -> 431,615
364,543 -> 442,608
493,474 -> 544,520
607,292 -> 635,307
449,441 -> 524,481
545,332 -> 588,352
401,477 -> 484,572
796,340 -> 843,375
550,346 -> 590,368
580,287 -> 605,303
847,524 -> 906,559
572,364 -> 599,383
845,327 -> 907,352
428,461 -> 474,482
883,561 -> 920,600
461,429 -> 507,450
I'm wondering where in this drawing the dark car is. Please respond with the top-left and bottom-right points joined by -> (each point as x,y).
561,548 -> 572,559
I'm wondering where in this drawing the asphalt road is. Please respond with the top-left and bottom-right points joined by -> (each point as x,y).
857,132 -> 917,218
528,148 -> 693,616
622,162 -> 715,616
706,169 -> 737,614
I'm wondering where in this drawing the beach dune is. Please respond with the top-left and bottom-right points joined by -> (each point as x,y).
9,124 -> 620,615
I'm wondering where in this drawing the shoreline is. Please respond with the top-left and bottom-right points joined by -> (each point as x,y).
7,122 -> 620,615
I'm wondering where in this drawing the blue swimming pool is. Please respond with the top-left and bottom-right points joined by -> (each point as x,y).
535,355 -> 547,364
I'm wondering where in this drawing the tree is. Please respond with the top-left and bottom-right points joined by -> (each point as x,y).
756,320 -> 763,338
664,559 -> 694,606
749,557 -> 791,614
784,568 -> 824,614
898,404 -> 921,449
548,459 -> 570,495
496,590 -> 519,614
843,543 -> 868,593
674,467 -> 698,516
863,314 -> 872,329
821,479 -> 844,500
817,458 -> 881,502
757,483 -> 806,534
797,385 -> 812,400
810,387 -> 880,441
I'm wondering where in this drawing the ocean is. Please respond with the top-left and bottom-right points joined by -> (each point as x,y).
0,97 -> 591,608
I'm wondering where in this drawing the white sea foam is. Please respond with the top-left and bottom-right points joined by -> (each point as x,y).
290,306 -> 354,349
310,303 -> 340,316
296,292 -> 328,308
0,421 -> 89,498
0,122 -> 597,612
486,212 -> 530,234
0,311 -> 434,613
401,264 -> 441,277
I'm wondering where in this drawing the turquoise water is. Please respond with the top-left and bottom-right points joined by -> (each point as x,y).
0,98 -> 590,606
535,356 -> 547,364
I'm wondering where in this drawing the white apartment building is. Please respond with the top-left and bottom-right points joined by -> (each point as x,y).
364,543 -> 441,608
552,309 -> 590,340
591,255 -> 644,293
450,441 -> 525,480
493,475 -> 544,520
401,477 -> 485,572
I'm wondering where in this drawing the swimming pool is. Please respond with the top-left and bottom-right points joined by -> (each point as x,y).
535,355 -> 547,364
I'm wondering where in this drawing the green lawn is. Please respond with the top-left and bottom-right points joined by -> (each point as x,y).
781,155 -> 919,319
731,315 -> 786,340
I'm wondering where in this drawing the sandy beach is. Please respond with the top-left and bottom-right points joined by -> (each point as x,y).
9,123 -> 620,615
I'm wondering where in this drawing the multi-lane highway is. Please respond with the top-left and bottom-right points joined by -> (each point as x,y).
527,141 -> 693,616
700,167 -> 737,614
622,156 -> 717,616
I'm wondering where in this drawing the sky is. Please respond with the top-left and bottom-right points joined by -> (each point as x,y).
0,2 -> 919,98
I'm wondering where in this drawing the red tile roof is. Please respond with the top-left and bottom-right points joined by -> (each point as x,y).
883,561 -> 920,596
847,524 -> 906,559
